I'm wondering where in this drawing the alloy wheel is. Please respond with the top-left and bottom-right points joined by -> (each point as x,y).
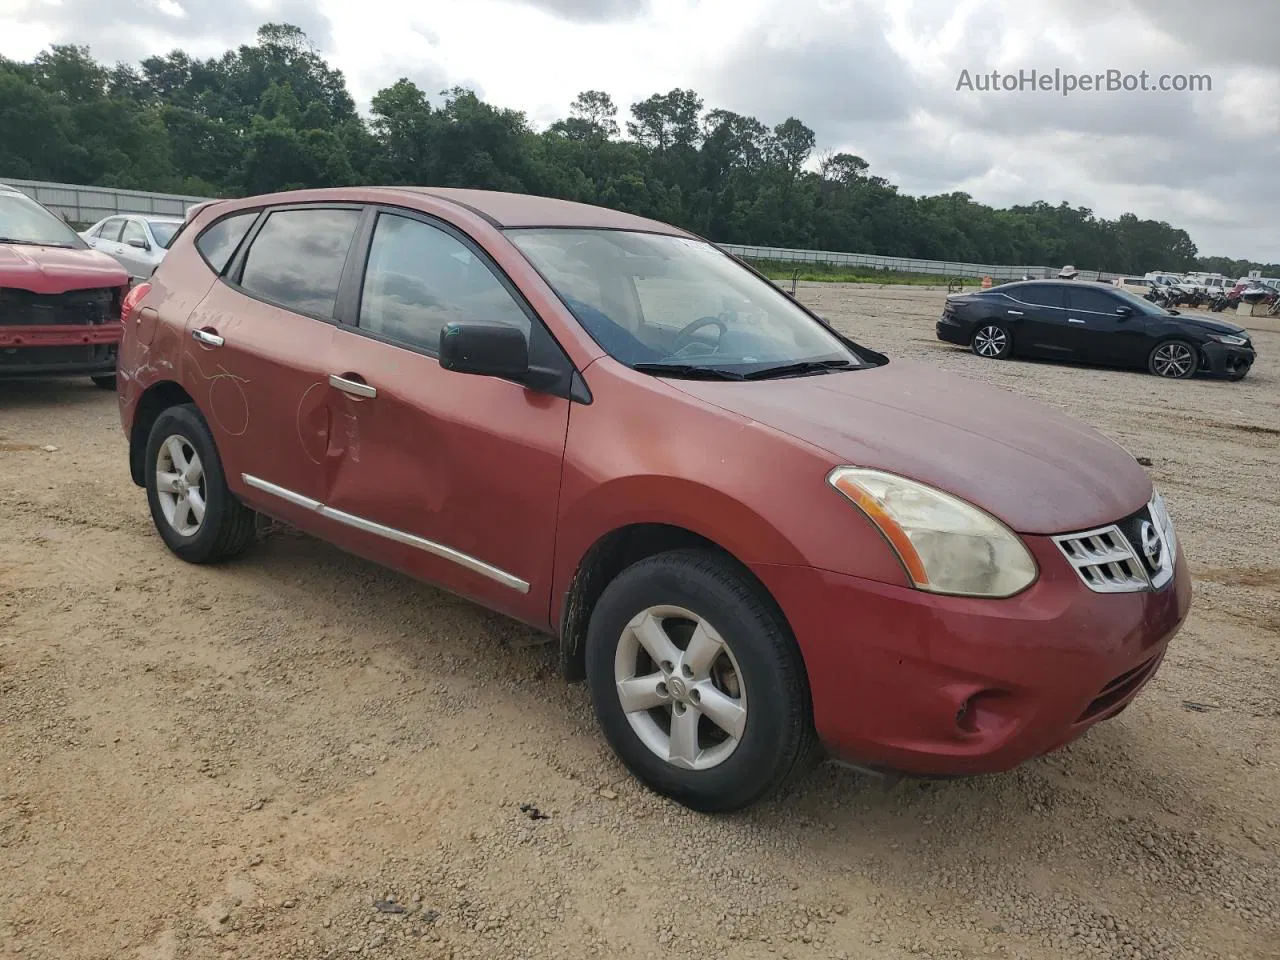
1151,342 -> 1195,378
155,434 -> 207,537
973,325 -> 1008,358
613,605 -> 748,771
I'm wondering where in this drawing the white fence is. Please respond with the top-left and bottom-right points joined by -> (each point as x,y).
2,177 -> 208,226
4,176 -> 1122,283
719,243 -> 1118,283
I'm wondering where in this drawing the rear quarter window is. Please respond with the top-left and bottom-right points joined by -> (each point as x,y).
195,212 -> 259,275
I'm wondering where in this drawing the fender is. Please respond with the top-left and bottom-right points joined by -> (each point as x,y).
551,472 -> 810,631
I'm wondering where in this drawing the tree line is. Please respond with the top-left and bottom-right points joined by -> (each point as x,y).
1,23 -> 1273,277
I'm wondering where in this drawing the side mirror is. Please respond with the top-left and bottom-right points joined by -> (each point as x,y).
1115,305 -> 1132,318
438,321 -> 560,390
127,238 -> 149,250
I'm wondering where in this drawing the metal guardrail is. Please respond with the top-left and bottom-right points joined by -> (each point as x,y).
1,177 -> 209,227
719,243 -> 1118,283
3,176 -> 1123,283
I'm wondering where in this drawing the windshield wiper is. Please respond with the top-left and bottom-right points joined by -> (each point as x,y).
0,237 -> 69,247
632,363 -> 746,381
742,359 -> 859,380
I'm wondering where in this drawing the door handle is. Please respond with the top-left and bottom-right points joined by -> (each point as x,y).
192,328 -> 224,347
329,373 -> 376,399
1068,318 -> 1086,324
1006,310 -> 1023,316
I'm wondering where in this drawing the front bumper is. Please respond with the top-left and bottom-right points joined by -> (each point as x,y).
751,536 -> 1192,776
0,323 -> 121,376
1200,340 -> 1255,378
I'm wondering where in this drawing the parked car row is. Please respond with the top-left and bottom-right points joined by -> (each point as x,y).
1116,271 -> 1280,303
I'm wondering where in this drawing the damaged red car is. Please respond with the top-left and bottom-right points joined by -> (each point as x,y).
115,187 -> 1192,812
1,183 -> 130,388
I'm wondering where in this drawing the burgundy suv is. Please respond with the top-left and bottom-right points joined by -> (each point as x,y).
115,187 -> 1192,812
1,183 -> 130,388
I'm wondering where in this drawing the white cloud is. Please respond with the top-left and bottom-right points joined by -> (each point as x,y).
0,0 -> 1274,260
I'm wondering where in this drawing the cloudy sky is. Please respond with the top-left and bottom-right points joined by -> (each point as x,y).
2,0 -> 1277,261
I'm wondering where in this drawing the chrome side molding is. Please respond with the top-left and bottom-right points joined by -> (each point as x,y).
241,474 -> 530,593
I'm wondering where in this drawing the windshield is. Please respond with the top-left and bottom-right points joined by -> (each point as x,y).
148,220 -> 180,249
505,228 -> 863,377
0,192 -> 85,248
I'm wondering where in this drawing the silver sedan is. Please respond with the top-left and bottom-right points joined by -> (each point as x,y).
79,214 -> 184,283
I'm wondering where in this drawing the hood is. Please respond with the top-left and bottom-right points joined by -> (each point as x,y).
1169,312 -> 1248,335
0,243 -> 129,295
671,360 -> 1152,536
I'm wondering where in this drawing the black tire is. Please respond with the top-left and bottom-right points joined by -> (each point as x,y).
971,322 -> 1013,359
91,374 -> 116,390
144,403 -> 257,563
1148,340 -> 1199,379
585,548 -> 817,813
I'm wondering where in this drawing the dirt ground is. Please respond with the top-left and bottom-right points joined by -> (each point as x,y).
2,285 -> 1277,960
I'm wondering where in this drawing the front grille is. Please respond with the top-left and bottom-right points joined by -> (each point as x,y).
0,287 -> 121,327
1053,495 -> 1177,594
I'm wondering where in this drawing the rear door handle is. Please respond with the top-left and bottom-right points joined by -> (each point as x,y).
192,328 -> 224,347
329,374 -> 376,399
1006,310 -> 1023,316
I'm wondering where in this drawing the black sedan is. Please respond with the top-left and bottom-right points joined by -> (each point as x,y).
936,280 -> 1256,381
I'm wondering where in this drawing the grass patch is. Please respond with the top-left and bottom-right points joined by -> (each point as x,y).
745,258 -> 977,287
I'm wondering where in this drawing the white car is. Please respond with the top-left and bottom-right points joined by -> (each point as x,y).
1198,276 -> 1234,297
79,214 -> 184,283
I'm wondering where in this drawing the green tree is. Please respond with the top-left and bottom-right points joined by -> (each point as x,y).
2,25 -> 1271,274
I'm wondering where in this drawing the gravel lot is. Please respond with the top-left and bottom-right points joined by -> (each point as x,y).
2,285 -> 1277,960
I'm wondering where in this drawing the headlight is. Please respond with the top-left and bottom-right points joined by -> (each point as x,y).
827,467 -> 1038,598
1209,334 -> 1248,346
1149,487 -> 1178,563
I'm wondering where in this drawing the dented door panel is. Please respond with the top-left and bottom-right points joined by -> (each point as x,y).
320,326 -> 571,626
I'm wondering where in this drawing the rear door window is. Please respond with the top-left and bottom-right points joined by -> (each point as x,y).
121,220 -> 147,247
238,208 -> 361,319
196,212 -> 258,275
1008,284 -> 1067,308
98,218 -> 125,241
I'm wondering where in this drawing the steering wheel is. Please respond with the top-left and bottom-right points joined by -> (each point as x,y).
672,315 -> 727,355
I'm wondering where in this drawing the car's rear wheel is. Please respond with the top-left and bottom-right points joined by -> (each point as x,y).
585,549 -> 816,813
144,403 -> 256,563
971,322 -> 1012,359
91,374 -> 116,390
1148,340 -> 1198,379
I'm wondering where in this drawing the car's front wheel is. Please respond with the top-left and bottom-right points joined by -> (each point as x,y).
144,403 -> 257,563
585,549 -> 816,813
971,322 -> 1013,359
1148,340 -> 1199,379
